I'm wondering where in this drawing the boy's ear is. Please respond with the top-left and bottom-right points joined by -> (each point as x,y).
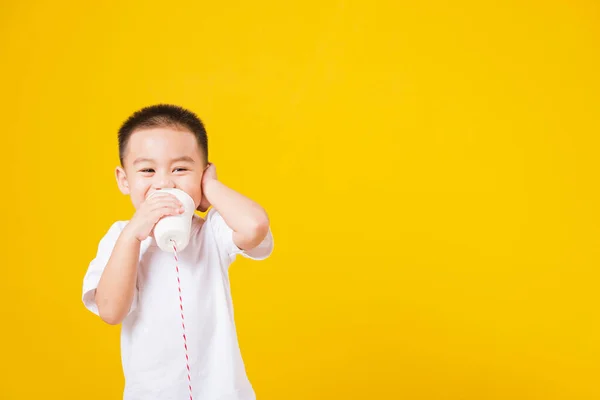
115,166 -> 130,195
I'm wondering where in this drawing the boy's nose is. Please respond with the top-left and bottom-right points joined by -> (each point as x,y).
152,179 -> 176,190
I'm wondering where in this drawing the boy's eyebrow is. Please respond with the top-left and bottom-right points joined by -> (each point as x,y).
133,156 -> 195,165
171,156 -> 195,164
133,157 -> 154,165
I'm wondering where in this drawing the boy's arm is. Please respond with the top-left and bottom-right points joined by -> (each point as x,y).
93,192 -> 184,325
202,165 -> 270,251
94,227 -> 140,325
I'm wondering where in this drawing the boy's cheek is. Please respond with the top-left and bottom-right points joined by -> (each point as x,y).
191,190 -> 203,209
181,182 -> 203,209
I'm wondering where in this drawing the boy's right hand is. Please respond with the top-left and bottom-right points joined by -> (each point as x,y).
123,192 -> 185,242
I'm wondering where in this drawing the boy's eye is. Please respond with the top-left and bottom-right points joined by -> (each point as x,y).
138,168 -> 188,173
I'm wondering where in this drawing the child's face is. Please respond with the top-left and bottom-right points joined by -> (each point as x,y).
115,127 -> 206,210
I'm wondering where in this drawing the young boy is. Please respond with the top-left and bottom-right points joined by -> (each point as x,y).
82,104 -> 273,400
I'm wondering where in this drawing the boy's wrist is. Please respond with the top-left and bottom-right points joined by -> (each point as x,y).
202,179 -> 219,200
120,225 -> 143,245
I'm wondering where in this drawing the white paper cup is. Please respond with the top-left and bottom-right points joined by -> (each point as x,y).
149,188 -> 196,252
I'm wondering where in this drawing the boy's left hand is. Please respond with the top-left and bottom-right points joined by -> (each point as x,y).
197,163 -> 217,212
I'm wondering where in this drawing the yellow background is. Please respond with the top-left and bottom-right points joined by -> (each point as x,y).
1,1 -> 599,399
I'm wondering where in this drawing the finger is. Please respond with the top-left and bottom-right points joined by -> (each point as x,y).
148,196 -> 184,209
151,206 -> 183,221
155,203 -> 185,214
145,193 -> 170,205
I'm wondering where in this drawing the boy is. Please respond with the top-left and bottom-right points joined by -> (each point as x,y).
82,104 -> 273,400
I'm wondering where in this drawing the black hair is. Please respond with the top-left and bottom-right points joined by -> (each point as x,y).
118,104 -> 208,165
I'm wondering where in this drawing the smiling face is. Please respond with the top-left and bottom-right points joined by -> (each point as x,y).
115,126 -> 207,210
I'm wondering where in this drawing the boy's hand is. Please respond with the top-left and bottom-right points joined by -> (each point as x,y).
197,163 -> 217,212
123,192 -> 185,242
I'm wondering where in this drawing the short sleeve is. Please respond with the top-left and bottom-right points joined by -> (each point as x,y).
82,221 -> 138,316
206,208 -> 274,263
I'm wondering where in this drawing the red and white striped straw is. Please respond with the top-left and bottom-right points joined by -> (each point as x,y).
172,241 -> 193,400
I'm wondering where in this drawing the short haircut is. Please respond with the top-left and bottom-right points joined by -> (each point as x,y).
118,104 -> 208,165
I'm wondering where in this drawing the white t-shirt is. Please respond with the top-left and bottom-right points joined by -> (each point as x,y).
82,208 -> 274,400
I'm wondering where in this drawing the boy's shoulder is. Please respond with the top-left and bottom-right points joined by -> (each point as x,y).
97,210 -> 225,253
102,208 -> 223,236
97,220 -> 128,242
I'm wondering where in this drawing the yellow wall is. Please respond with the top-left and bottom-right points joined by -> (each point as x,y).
1,1 -> 599,398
